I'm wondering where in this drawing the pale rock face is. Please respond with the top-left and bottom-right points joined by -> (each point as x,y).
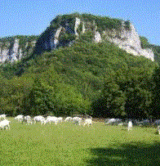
82,22 -> 85,33
0,39 -> 19,62
18,48 -> 23,59
53,26 -> 63,48
104,23 -> 154,61
0,48 -> 9,63
0,16 -> 154,63
34,17 -> 154,61
10,38 -> 19,62
140,49 -> 154,61
74,17 -> 81,37
0,38 -> 36,63
94,31 -> 102,43
31,40 -> 36,47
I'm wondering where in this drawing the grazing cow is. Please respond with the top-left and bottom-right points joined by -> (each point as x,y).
0,114 -> 6,120
33,116 -> 45,124
157,126 -> 160,135
57,117 -> 63,123
0,120 -> 10,130
83,118 -> 92,126
41,119 -> 47,125
137,119 -> 150,127
105,118 -> 122,125
73,117 -> 82,125
22,116 -> 32,125
14,115 -> 24,122
64,117 -> 73,122
46,116 -> 58,125
153,119 -> 160,126
128,121 -> 133,131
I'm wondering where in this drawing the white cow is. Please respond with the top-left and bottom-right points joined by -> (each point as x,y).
0,120 -> 10,130
137,119 -> 150,126
41,119 -> 47,125
57,117 -> 63,123
14,115 -> 24,122
83,118 -> 92,126
22,116 -> 32,125
0,114 -> 6,120
128,121 -> 133,131
73,117 -> 82,125
157,126 -> 160,134
105,118 -> 122,125
64,117 -> 73,122
33,116 -> 45,124
153,119 -> 160,126
46,116 -> 58,125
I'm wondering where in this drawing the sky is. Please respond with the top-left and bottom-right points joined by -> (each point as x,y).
0,0 -> 160,45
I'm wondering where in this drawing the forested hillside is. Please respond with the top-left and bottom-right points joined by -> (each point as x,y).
1,13 -> 160,119
0,36 -> 159,119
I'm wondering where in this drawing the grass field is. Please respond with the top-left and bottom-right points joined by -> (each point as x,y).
0,118 -> 160,166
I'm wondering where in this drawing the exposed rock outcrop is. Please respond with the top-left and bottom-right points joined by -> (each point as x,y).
0,37 -> 37,63
103,23 -> 154,61
34,15 -> 154,61
0,14 -> 155,62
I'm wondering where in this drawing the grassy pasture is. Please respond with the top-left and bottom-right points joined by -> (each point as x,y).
0,118 -> 160,166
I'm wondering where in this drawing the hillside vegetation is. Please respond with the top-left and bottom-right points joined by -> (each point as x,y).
0,13 -> 160,118
0,36 -> 159,118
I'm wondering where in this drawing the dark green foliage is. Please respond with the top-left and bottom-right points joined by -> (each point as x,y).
124,20 -> 130,30
140,36 -> 150,48
0,38 -> 157,118
151,67 -> 160,118
81,13 -> 122,32
28,77 -> 54,115
59,33 -> 76,43
151,45 -> 160,64
78,31 -> 94,42
93,79 -> 126,118
0,13 -> 159,117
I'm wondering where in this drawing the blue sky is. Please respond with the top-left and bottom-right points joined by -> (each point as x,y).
0,0 -> 159,45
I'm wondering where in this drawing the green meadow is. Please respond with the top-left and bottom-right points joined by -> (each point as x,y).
0,118 -> 160,166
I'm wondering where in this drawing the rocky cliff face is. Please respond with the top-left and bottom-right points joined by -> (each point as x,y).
34,14 -> 154,61
103,23 -> 154,61
0,14 -> 154,62
0,36 -> 37,63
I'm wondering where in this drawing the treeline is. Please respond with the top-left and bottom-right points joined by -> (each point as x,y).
0,40 -> 160,119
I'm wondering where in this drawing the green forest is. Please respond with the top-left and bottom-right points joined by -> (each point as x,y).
1,38 -> 160,119
1,14 -> 160,119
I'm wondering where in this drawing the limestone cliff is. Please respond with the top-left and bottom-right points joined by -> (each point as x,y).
103,22 -> 154,61
0,36 -> 37,63
34,14 -> 154,61
0,14 -> 155,62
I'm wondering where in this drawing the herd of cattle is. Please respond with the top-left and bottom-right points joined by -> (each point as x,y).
0,114 -> 93,130
0,114 -> 160,134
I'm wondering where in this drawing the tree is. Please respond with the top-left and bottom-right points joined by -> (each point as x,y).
151,67 -> 160,118
93,79 -> 126,117
29,77 -> 54,115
